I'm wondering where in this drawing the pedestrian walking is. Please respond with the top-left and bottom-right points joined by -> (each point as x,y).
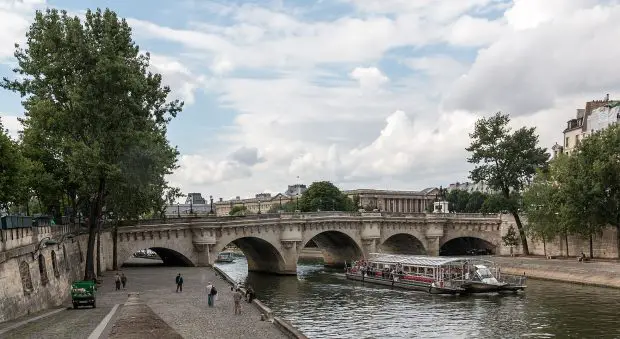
120,273 -> 127,289
114,272 -> 121,291
176,273 -> 183,292
206,282 -> 217,307
233,288 -> 243,315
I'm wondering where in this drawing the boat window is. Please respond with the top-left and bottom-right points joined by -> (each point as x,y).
476,268 -> 493,279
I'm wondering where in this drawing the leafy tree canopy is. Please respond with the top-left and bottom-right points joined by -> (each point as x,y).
298,181 -> 355,212
466,112 -> 549,254
0,119 -> 31,210
1,8 -> 182,279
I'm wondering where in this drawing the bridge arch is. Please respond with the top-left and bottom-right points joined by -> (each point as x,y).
116,230 -> 195,267
380,233 -> 427,255
300,227 -> 364,268
440,231 -> 500,256
379,226 -> 428,255
213,233 -> 288,275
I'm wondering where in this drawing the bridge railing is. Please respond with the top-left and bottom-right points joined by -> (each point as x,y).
112,211 -> 502,228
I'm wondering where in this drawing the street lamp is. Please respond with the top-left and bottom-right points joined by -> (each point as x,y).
258,197 -> 262,214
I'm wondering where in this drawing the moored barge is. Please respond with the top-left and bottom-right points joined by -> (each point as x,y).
345,253 -> 526,295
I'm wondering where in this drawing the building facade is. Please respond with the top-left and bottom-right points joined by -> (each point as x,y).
214,184 -> 307,216
555,95 -> 616,157
446,181 -> 494,194
343,188 -> 439,213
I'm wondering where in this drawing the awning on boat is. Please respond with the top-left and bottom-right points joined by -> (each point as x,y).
366,253 -> 494,268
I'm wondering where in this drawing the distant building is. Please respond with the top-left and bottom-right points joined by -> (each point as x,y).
185,193 -> 206,204
556,95 -> 617,157
343,188 -> 440,213
214,184 -> 306,216
446,181 -> 494,194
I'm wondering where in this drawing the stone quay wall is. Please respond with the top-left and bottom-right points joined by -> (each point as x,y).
0,230 -> 113,323
500,214 -> 619,258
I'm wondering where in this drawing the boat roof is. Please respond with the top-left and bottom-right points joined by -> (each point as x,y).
367,253 -> 493,267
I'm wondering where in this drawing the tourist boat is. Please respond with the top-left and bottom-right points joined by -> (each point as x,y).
345,253 -> 526,295
215,252 -> 235,263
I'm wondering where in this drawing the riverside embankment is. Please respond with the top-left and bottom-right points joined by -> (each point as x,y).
493,255 -> 620,289
0,260 -> 288,339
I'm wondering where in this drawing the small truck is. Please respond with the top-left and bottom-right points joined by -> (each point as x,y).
71,280 -> 96,309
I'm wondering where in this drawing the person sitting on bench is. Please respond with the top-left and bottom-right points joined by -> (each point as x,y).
578,252 -> 587,262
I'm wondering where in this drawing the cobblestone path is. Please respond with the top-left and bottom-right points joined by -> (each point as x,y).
0,264 -> 287,339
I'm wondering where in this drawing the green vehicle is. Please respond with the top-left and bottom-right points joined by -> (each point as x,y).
71,280 -> 96,309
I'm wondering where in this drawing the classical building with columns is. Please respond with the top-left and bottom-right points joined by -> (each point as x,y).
343,188 -> 440,213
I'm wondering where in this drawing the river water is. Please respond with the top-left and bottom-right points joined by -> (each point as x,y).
215,256 -> 620,339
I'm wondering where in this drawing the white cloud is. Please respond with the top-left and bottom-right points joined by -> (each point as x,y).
0,0 -> 45,61
2,0 -> 616,201
445,2 -> 620,115
149,54 -> 207,105
349,67 -> 388,90
0,114 -> 22,139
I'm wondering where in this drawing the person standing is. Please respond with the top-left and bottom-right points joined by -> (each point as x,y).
176,273 -> 183,292
206,282 -> 214,307
114,272 -> 121,291
233,288 -> 243,315
120,273 -> 127,289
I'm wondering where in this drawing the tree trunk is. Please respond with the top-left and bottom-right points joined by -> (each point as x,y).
96,220 -> 101,277
589,233 -> 594,259
84,178 -> 105,281
510,210 -> 529,255
112,225 -> 118,270
616,219 -> 620,259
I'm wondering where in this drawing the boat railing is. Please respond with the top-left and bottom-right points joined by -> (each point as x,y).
499,273 -> 527,286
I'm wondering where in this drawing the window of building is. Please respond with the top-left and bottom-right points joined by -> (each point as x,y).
19,261 -> 33,295
38,254 -> 49,286
51,250 -> 60,278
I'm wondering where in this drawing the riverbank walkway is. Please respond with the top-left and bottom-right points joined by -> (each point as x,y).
494,255 -> 620,288
0,265 -> 288,339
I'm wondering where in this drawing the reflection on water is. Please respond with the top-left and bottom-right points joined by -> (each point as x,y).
216,256 -> 620,339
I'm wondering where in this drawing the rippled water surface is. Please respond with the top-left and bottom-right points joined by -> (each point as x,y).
216,257 -> 620,339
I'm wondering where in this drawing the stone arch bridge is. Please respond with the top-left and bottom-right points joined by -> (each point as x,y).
115,212 -> 513,275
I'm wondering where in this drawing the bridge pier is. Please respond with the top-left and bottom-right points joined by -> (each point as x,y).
193,243 -> 215,267
426,237 -> 440,256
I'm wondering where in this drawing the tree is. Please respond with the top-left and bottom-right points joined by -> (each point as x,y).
267,200 -> 296,213
446,190 -> 470,213
229,205 -> 248,216
502,225 -> 519,256
465,191 -> 486,213
559,132 -> 609,258
0,118 -> 31,210
298,181 -> 355,212
2,8 -> 182,280
589,123 -> 620,258
522,166 -> 565,257
466,112 -> 549,255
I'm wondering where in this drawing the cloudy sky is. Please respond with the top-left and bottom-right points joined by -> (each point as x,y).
1,0 -> 619,201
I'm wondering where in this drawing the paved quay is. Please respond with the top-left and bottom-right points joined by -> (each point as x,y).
493,255 -> 620,288
0,263 -> 289,339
